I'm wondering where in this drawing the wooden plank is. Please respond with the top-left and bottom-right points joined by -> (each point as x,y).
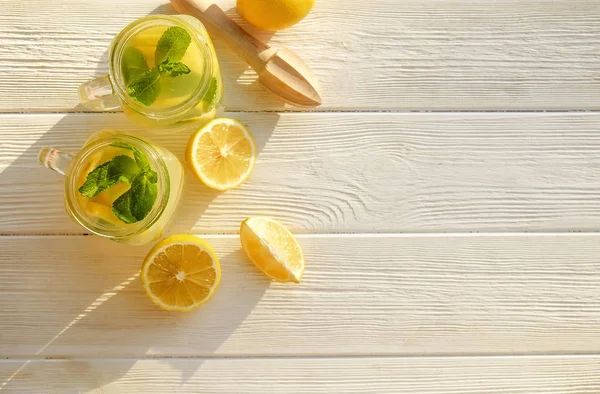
2,356 -> 600,393
3,234 -> 600,357
1,0 -> 600,111
3,112 -> 600,234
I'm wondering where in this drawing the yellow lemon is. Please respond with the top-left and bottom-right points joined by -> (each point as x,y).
141,235 -> 221,312
237,0 -> 315,31
240,217 -> 305,283
186,118 -> 257,191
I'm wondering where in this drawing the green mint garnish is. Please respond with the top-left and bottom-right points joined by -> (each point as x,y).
202,77 -> 219,110
112,170 -> 158,224
78,147 -> 158,224
128,68 -> 161,106
111,142 -> 150,170
78,155 -> 139,198
158,61 -> 191,77
155,26 -> 192,65
126,26 -> 192,106
122,47 -> 149,83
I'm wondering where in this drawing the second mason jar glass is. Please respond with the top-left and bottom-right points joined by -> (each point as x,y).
79,15 -> 223,128
38,130 -> 184,245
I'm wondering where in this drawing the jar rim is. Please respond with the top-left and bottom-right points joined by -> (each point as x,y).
65,134 -> 170,239
109,15 -> 214,121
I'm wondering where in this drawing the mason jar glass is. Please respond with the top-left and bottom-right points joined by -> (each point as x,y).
37,130 -> 184,245
78,15 -> 223,128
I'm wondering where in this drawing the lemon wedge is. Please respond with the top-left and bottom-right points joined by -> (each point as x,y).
240,217 -> 305,283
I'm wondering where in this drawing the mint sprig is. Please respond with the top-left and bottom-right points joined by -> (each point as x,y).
78,144 -> 159,224
126,26 -> 192,106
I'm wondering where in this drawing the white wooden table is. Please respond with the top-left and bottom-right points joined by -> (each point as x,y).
2,0 -> 600,392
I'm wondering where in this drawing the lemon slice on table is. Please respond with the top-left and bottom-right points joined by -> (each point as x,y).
186,118 -> 257,191
240,217 -> 305,283
141,235 -> 221,312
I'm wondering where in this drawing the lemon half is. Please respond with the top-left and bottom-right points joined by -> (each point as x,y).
186,118 -> 257,191
141,235 -> 221,312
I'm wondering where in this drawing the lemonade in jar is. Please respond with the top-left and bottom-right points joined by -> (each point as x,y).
38,130 -> 184,245
79,15 -> 223,128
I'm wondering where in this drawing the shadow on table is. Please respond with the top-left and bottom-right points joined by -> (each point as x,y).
0,99 -> 278,393
0,3 -> 285,390
0,237 -> 271,391
0,0 -> 282,255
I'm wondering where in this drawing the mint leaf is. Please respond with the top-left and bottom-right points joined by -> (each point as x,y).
111,188 -> 136,224
128,68 -> 161,106
127,27 -> 193,107
112,170 -> 158,224
78,155 -> 139,198
202,77 -> 219,110
111,142 -> 150,170
122,46 -> 148,83
158,61 -> 191,77
155,26 -> 191,65
143,169 -> 158,183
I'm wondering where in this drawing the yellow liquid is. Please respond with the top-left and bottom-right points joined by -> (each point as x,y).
72,131 -> 184,245
120,17 -> 222,128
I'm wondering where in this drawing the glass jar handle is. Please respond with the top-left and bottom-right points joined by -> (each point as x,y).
38,146 -> 74,176
78,75 -> 121,111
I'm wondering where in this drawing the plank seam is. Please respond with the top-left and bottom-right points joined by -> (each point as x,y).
1,109 -> 600,116
2,232 -> 600,238
5,353 -> 600,361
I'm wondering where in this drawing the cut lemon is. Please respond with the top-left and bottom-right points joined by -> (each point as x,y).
141,235 -> 221,312
240,217 -> 305,283
186,118 -> 256,191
